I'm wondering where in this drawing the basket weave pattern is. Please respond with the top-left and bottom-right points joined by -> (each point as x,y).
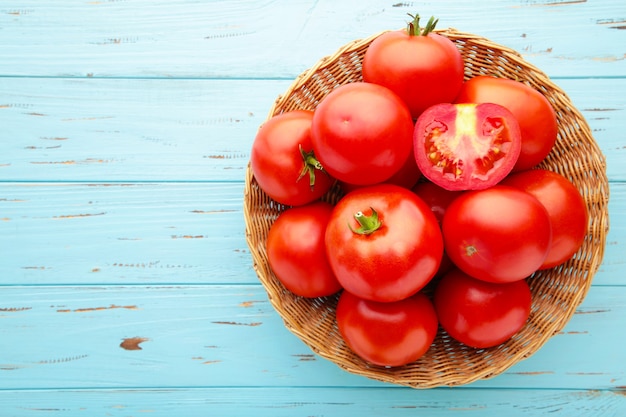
243,29 -> 609,388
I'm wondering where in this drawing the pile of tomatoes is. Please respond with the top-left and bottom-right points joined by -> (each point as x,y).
250,15 -> 589,367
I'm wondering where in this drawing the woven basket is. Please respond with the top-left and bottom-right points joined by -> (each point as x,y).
243,28 -> 609,388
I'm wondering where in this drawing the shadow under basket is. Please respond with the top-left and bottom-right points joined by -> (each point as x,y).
243,28 -> 610,388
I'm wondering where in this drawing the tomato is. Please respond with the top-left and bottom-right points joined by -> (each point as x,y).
336,290 -> 438,366
455,75 -> 558,172
339,151 -> 422,194
311,82 -> 414,186
442,185 -> 552,283
266,202 -> 342,298
412,181 -> 463,278
502,169 -> 588,269
412,181 -> 463,224
413,103 -> 522,191
362,14 -> 464,119
434,268 -> 532,349
250,110 -> 335,206
325,184 -> 443,302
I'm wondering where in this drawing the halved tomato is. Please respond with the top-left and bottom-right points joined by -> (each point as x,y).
413,103 -> 522,191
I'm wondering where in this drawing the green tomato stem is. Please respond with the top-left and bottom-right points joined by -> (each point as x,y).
407,13 -> 439,36
349,207 -> 382,235
297,144 -> 326,189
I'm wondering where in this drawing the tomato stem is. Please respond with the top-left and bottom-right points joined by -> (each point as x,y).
407,13 -> 439,36
297,144 -> 327,190
349,207 -> 382,235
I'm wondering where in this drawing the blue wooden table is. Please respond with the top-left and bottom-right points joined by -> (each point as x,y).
1,1 -> 625,415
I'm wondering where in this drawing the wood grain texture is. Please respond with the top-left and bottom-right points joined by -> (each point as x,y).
0,285 -> 624,390
0,387 -> 624,416
1,77 -> 624,181
1,182 -> 624,285
1,0 -> 625,414
0,0 -> 624,78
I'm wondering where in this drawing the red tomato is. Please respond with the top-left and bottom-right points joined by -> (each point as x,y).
442,185 -> 552,283
266,202 -> 342,298
455,75 -> 558,172
325,184 -> 443,302
250,110 -> 334,206
311,82 -> 414,186
502,169 -> 588,269
434,268 -> 532,349
413,103 -> 522,191
412,181 -> 463,224
336,290 -> 438,367
362,14 -> 464,118
339,151 -> 422,194
412,181 -> 464,278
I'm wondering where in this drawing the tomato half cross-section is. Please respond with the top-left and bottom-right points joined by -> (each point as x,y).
455,75 -> 558,172
325,184 -> 443,302
413,103 -> 522,191
442,185 -> 552,283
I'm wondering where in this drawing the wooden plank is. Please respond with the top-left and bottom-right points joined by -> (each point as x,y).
1,77 -> 624,182
1,182 -> 623,286
0,285 -> 624,391
0,0 -> 624,78
0,182 -> 257,285
0,386 -> 624,417
0,77 -> 289,182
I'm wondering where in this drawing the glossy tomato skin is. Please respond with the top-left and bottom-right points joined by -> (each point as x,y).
251,110 -> 334,206
412,181 -> 463,224
412,181 -> 464,278
339,151 -> 422,194
266,202 -> 342,298
362,29 -> 464,119
311,82 -> 414,186
325,184 -> 443,302
413,103 -> 522,191
434,268 -> 532,349
502,169 -> 588,269
336,290 -> 438,367
455,76 -> 558,172
442,185 -> 552,283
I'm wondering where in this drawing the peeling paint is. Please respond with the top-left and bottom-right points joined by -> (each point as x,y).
575,309 -> 611,314
36,355 -> 88,364
0,307 -> 32,312
189,209 -> 237,214
171,235 -> 206,239
57,304 -> 138,313
120,337 -> 150,351
292,354 -> 316,361
53,212 -> 107,219
212,321 -> 262,326
509,371 -> 555,375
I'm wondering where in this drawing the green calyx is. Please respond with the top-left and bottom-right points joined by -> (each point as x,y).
349,207 -> 382,235
297,144 -> 327,190
407,13 -> 439,37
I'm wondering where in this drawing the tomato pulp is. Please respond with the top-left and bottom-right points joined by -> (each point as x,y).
413,103 -> 522,191
455,75 -> 558,171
